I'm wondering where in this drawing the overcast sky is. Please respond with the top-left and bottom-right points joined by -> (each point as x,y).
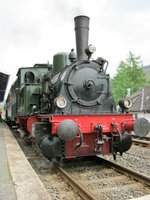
1,0 -> 150,87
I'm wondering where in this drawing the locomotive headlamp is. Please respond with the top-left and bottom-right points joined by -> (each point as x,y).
85,44 -> 96,55
119,98 -> 133,109
54,96 -> 67,108
124,98 -> 133,108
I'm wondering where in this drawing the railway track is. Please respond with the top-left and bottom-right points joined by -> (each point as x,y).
54,156 -> 150,200
98,157 -> 150,186
131,135 -> 150,148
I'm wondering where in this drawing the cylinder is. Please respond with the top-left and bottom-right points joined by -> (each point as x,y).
123,118 -> 150,137
74,15 -> 90,61
53,52 -> 70,75
122,121 -> 134,131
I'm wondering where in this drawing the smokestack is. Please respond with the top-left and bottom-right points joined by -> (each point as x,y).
74,15 -> 89,61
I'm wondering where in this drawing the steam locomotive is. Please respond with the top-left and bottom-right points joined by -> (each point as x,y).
5,16 -> 150,160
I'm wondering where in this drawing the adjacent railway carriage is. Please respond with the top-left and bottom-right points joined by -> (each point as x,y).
5,16 -> 150,160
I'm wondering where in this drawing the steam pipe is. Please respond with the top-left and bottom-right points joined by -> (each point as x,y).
74,15 -> 89,61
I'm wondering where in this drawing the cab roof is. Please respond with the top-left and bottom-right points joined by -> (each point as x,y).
0,72 -> 9,102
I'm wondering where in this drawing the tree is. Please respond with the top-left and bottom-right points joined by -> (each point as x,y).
111,52 -> 147,103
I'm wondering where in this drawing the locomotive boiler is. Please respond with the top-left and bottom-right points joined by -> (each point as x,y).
5,15 -> 150,161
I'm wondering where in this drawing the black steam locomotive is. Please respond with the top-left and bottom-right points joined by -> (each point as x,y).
5,16 -> 150,161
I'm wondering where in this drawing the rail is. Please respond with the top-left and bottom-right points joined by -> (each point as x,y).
54,162 -> 97,200
97,156 -> 150,187
131,135 -> 150,148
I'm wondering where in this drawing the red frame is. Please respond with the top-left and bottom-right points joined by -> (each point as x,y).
25,114 -> 134,135
21,114 -> 135,157
50,114 -> 134,134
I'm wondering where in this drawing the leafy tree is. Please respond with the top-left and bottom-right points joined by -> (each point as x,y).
112,52 -> 147,103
